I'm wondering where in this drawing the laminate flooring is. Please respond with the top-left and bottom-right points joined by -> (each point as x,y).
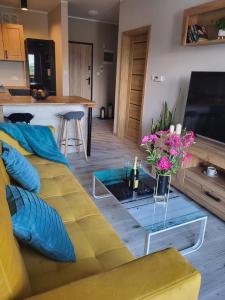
68,118 -> 225,300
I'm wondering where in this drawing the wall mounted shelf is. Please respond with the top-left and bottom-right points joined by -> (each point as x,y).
182,0 -> 225,46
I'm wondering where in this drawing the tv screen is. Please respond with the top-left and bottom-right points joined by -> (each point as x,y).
183,71 -> 225,144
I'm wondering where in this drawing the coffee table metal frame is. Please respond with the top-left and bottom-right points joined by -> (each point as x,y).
92,172 -> 207,256
144,214 -> 207,256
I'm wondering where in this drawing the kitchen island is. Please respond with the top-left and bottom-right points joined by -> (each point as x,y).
0,95 -> 96,156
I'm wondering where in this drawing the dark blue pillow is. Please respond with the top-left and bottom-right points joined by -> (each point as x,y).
1,142 -> 40,193
6,185 -> 76,262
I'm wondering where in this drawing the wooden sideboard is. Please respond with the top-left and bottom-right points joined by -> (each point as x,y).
172,137 -> 225,221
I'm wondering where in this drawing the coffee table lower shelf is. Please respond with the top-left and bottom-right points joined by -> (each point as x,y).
144,216 -> 207,256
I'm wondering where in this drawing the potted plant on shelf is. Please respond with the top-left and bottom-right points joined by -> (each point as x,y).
215,17 -> 225,39
141,126 -> 195,197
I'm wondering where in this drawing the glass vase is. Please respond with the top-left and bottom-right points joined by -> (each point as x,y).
154,174 -> 171,204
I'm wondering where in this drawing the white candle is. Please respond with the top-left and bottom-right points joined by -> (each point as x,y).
169,125 -> 175,134
176,123 -> 182,135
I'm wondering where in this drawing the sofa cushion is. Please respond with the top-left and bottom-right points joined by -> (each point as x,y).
19,155 -> 134,295
6,185 -> 76,263
1,142 -> 40,193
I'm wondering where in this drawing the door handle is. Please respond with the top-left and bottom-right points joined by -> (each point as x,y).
86,77 -> 91,85
4,50 -> 8,60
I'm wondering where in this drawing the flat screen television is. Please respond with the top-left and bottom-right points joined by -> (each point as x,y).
183,71 -> 225,144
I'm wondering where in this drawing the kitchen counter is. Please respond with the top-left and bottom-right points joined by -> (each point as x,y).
0,95 -> 96,156
0,95 -> 96,108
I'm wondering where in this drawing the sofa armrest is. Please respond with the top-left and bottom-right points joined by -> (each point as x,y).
25,248 -> 201,300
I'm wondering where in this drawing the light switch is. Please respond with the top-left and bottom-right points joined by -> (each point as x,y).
151,75 -> 164,82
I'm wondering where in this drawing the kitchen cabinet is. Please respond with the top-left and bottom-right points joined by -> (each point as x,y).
0,24 -> 25,61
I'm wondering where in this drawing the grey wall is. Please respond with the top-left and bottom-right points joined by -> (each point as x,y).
69,17 -> 118,116
115,0 -> 225,136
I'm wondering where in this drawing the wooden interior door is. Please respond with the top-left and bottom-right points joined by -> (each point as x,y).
69,42 -> 92,100
2,24 -> 25,61
125,33 -> 148,142
0,25 -> 4,60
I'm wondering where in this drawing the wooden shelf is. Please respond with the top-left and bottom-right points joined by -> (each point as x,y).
182,0 -> 225,46
186,38 -> 225,46
172,137 -> 225,221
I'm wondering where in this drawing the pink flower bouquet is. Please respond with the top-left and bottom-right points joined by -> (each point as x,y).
141,130 -> 195,176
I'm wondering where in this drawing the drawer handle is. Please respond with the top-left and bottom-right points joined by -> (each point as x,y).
204,191 -> 221,202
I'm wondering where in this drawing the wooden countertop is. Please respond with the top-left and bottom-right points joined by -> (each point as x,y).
0,95 -> 96,108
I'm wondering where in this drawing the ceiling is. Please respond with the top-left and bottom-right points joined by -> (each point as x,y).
0,0 -> 60,12
68,0 -> 120,24
0,0 -> 120,23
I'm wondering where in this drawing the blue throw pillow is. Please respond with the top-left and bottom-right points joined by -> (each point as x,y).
1,142 -> 40,193
6,185 -> 76,262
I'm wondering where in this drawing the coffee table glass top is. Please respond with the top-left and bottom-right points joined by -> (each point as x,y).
124,196 -> 207,233
93,167 -> 156,201
93,167 -> 207,234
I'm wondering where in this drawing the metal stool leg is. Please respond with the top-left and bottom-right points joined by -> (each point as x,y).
74,119 -> 80,154
64,120 -> 69,157
77,119 -> 88,161
58,118 -> 65,149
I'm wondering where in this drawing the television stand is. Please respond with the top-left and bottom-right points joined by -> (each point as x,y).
172,137 -> 225,221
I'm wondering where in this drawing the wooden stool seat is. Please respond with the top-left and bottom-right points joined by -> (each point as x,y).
58,111 -> 88,161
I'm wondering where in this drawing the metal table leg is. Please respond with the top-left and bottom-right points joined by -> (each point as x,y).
87,108 -> 92,156
181,216 -> 207,256
144,233 -> 151,255
92,176 -> 112,200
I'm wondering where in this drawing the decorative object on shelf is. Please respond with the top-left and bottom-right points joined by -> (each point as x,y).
100,106 -> 106,119
215,17 -> 225,39
141,126 -> 195,203
150,101 -> 175,134
186,24 -> 208,44
175,123 -> 182,135
204,166 -> 218,178
32,88 -> 48,100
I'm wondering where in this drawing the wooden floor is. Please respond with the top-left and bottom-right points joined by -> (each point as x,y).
68,118 -> 225,300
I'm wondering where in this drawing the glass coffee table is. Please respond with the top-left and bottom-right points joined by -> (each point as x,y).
92,167 -> 207,256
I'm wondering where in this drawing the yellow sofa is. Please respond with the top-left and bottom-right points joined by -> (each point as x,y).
0,131 -> 201,300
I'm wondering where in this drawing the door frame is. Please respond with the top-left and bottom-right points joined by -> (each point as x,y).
69,41 -> 94,100
69,41 -> 94,157
116,26 -> 151,141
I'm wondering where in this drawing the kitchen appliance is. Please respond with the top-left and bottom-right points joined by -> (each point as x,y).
26,38 -> 56,95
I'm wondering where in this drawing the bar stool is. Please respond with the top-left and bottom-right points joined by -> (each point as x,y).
58,111 -> 88,161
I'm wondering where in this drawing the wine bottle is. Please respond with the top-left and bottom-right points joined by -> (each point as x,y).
129,156 -> 139,191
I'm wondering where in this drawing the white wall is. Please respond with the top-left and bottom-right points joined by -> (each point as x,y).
0,7 -> 48,86
69,17 -> 118,116
48,2 -> 69,96
115,0 -> 225,136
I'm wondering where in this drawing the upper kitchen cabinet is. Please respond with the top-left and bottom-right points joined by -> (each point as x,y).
0,24 -> 25,61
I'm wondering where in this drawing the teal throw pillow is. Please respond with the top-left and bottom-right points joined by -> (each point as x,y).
1,142 -> 40,193
6,185 -> 76,262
